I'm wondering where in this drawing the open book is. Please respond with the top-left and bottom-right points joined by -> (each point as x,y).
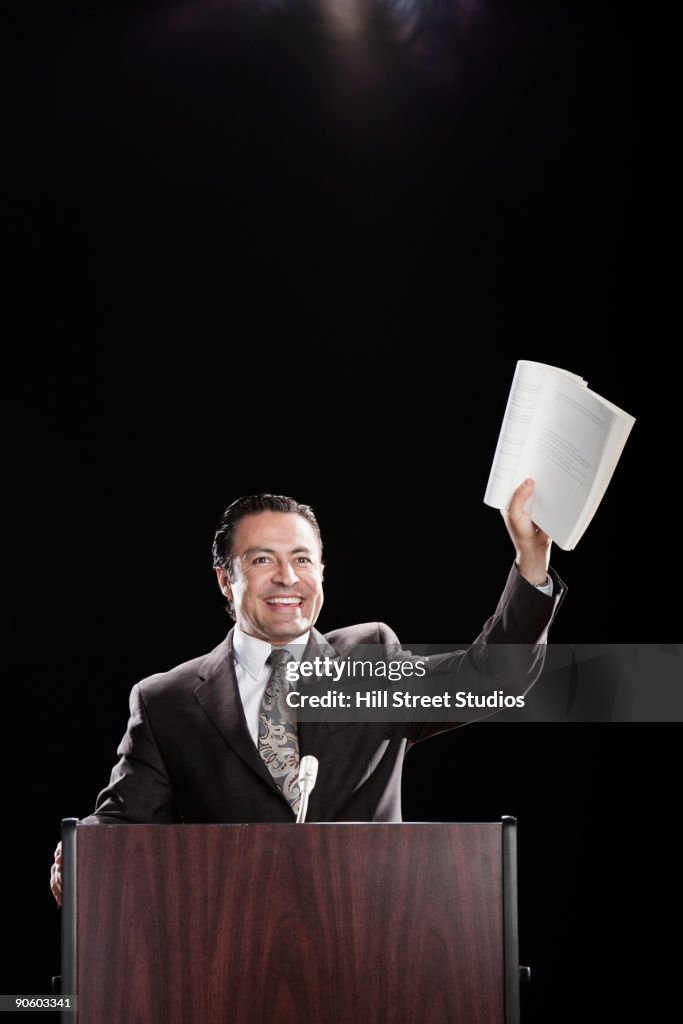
484,360 -> 635,550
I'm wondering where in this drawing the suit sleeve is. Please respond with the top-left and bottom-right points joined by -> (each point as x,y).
405,561 -> 567,743
79,683 -> 179,824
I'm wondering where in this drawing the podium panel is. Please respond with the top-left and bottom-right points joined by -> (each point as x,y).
62,821 -> 519,1024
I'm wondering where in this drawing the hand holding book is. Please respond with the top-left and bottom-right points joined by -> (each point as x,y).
500,477 -> 551,584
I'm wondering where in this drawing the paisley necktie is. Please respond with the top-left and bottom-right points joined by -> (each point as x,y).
258,649 -> 301,814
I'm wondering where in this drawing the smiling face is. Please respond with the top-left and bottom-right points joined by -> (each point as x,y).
216,511 -> 325,645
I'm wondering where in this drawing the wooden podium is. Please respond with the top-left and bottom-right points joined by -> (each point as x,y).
61,819 -> 522,1024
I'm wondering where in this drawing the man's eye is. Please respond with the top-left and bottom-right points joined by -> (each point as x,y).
253,556 -> 271,564
296,557 -> 312,564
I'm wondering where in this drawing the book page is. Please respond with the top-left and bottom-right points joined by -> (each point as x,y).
564,406 -> 635,548
522,379 -> 620,547
484,360 -> 586,509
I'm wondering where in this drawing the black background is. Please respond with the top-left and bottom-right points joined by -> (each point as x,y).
3,1 -> 671,1020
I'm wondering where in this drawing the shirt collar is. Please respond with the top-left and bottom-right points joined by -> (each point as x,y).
233,627 -> 310,681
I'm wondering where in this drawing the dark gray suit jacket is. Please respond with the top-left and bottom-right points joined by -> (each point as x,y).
82,563 -> 565,824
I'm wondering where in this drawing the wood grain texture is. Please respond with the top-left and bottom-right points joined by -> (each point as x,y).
76,823 -> 505,1024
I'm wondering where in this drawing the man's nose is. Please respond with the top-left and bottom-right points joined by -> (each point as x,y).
272,561 -> 299,585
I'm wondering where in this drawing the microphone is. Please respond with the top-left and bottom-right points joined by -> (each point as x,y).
295,755 -> 319,824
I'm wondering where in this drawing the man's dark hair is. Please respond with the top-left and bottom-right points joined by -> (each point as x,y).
212,494 -> 323,617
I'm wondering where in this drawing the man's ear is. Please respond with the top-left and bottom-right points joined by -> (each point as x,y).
215,567 -> 232,599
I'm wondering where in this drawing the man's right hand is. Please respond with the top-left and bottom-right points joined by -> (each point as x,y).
50,841 -> 62,907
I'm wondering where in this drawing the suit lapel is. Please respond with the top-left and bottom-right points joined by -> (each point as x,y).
193,630 -> 277,792
297,626 -> 344,748
298,628 -> 345,816
298,627 -> 342,748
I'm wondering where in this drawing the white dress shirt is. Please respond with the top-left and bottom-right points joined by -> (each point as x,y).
534,576 -> 554,596
232,628 -> 310,747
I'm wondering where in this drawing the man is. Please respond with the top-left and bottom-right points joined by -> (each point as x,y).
51,479 -> 565,904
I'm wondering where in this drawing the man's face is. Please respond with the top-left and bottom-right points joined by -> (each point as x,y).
217,511 -> 324,645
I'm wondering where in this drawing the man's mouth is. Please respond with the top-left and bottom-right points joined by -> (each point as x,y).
265,597 -> 303,606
